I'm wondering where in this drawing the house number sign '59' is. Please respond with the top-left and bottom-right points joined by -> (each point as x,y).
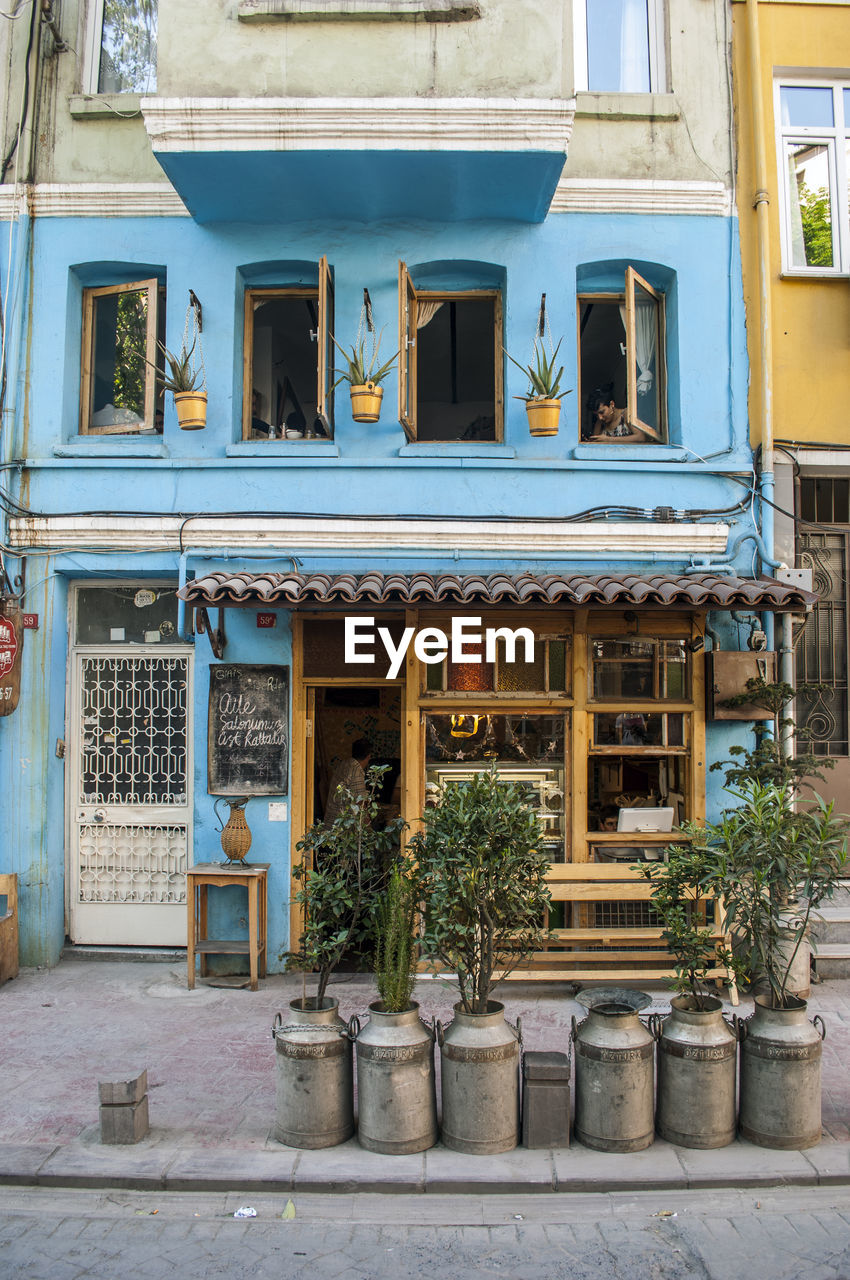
0,610 -> 23,716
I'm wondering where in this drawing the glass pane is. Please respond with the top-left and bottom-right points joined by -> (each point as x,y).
302,619 -> 406,679
631,278 -> 661,436
415,297 -> 496,443
496,638 -> 545,691
588,753 -> 687,823
586,0 -> 650,93
844,88 -> 850,124
661,640 -> 689,698
90,289 -> 150,430
780,85 -> 834,128
249,295 -> 324,440
592,638 -> 654,699
786,141 -> 834,268
579,299 -> 627,441
548,639 -> 568,692
446,640 -> 494,692
425,713 -> 567,862
75,585 -> 179,645
426,661 -> 443,691
99,0 -> 158,95
593,711 -> 685,747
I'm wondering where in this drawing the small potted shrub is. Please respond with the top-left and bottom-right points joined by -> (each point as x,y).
695,779 -> 846,1149
332,334 -> 398,423
354,861 -> 438,1155
639,842 -> 738,1149
505,338 -> 571,437
410,765 -> 550,1153
160,339 -> 207,430
272,767 -> 404,1149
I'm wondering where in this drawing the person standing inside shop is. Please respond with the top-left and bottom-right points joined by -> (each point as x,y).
323,738 -> 372,827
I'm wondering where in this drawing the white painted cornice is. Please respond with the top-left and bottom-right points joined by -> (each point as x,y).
551,177 -> 733,217
9,515 -> 729,556
238,0 -> 480,18
0,185 -> 28,219
0,183 -> 188,218
141,97 -> 576,154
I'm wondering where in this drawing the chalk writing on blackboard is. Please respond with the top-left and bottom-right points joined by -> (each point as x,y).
207,664 -> 289,795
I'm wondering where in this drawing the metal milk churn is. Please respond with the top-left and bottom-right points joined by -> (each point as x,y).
354,1001 -> 438,1155
573,988 -> 655,1153
738,995 -> 825,1150
654,995 -> 737,1149
437,1001 -> 521,1155
272,998 -> 354,1149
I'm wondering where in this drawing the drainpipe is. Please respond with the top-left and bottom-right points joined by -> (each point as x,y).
745,0 -> 776,651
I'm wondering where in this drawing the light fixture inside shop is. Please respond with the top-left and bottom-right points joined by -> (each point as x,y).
450,714 -> 482,738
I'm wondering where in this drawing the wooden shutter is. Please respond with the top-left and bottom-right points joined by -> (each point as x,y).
625,265 -> 665,442
317,255 -> 334,438
398,261 -> 417,442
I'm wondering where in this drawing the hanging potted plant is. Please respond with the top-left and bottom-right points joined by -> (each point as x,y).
353,860 -> 438,1155
332,289 -> 398,423
160,339 -> 207,430
410,765 -> 550,1154
273,767 -> 405,1149
638,841 -> 738,1149
505,337 -> 570,437
695,779 -> 846,1149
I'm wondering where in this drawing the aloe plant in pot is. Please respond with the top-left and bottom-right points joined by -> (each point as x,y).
159,338 -> 207,430
331,333 -> 398,424
505,338 -> 571,437
355,861 -> 438,1155
409,765 -> 551,1153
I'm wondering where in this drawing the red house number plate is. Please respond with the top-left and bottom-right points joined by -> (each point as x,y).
257,613 -> 276,628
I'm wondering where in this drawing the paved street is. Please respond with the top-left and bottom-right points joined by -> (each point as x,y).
2,1186 -> 850,1280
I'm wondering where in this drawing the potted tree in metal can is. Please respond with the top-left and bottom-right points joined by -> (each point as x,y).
354,861 -> 438,1155
639,842 -> 738,1149
273,768 -> 404,1149
410,766 -> 550,1154
696,779 -> 846,1149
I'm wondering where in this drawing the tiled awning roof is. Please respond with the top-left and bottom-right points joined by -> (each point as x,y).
177,571 -> 817,611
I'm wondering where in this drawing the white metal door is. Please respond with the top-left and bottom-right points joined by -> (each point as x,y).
69,648 -> 193,945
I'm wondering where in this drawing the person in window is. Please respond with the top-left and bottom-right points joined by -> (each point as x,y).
323,738 -> 372,828
586,385 -> 648,444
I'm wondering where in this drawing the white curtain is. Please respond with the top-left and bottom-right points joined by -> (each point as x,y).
619,299 -> 656,394
416,300 -> 444,330
618,0 -> 650,93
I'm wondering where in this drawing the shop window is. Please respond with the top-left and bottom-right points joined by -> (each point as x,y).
242,258 -> 334,441
574,0 -> 666,94
425,633 -> 570,694
425,713 -> 569,864
579,266 -> 666,443
86,0 -> 157,95
590,638 -> 688,700
776,81 -> 850,274
398,262 -> 503,442
80,279 -> 164,435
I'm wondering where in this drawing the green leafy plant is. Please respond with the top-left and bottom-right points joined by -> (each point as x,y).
410,765 -> 551,1013
331,333 -> 398,388
159,339 -> 203,394
637,842 -> 736,1010
374,861 -> 419,1013
714,677 -> 834,798
692,780 -> 847,1008
505,338 -> 571,402
285,766 -> 406,1007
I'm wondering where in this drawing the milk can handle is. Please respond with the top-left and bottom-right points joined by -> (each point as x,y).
570,1014 -> 578,1042
420,1014 -> 436,1041
813,1014 -> 826,1042
436,1018 -> 445,1048
346,1015 -> 361,1041
733,1013 -> 749,1042
647,1012 -> 663,1041
272,1011 -> 283,1041
514,1015 -> 523,1046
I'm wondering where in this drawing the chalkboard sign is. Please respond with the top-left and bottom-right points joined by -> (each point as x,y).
207,664 -> 289,795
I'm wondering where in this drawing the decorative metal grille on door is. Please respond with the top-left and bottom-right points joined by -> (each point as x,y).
78,823 -> 187,905
80,656 -> 188,804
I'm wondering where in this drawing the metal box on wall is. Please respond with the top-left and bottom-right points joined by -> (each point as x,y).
706,651 -> 776,720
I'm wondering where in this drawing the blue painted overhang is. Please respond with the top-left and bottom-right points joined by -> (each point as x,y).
141,97 -> 575,224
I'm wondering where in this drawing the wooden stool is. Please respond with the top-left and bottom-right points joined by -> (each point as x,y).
186,863 -> 269,991
0,873 -> 19,985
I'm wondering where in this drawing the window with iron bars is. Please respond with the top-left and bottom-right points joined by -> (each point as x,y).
797,477 -> 850,756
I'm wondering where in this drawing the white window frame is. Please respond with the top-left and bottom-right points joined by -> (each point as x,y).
574,0 -> 667,94
775,77 -> 850,277
82,0 -> 157,96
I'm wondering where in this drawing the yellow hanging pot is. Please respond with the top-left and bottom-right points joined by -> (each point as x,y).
525,397 -> 561,437
350,382 -> 383,423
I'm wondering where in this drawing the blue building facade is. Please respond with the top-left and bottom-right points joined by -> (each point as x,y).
0,0 -> 811,972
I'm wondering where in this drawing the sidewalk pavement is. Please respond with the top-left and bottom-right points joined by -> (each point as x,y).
2,959 -> 849,1196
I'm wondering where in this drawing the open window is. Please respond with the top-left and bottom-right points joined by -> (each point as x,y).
242,257 -> 334,441
80,279 -> 163,435
85,0 -> 158,95
398,262 -> 503,443
578,265 -> 666,443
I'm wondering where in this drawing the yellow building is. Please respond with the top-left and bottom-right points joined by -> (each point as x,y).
734,0 -> 850,809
